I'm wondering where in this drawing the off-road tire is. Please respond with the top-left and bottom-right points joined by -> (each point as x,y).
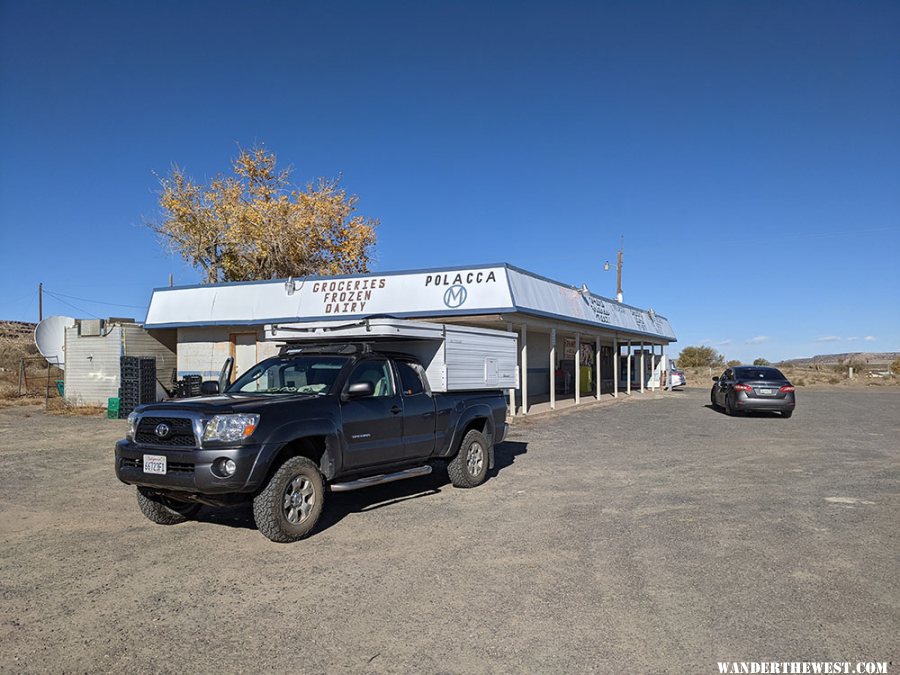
136,488 -> 201,525
253,456 -> 324,543
448,429 -> 490,488
782,410 -> 793,419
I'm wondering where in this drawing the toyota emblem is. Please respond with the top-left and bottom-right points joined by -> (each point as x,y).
155,423 -> 171,438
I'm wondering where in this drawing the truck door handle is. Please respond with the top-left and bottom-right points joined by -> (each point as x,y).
390,405 -> 402,415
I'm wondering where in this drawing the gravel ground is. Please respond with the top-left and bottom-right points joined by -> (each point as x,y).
1,388 -> 898,673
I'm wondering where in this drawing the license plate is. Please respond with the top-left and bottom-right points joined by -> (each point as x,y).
759,388 -> 774,395
143,454 -> 167,475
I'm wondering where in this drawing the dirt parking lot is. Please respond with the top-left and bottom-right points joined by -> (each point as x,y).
1,388 -> 898,673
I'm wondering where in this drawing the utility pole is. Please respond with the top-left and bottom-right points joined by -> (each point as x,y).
169,273 -> 174,287
38,282 -> 42,321
604,236 -> 624,302
616,236 -> 624,303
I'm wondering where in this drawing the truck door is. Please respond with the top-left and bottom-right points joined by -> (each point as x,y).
340,358 -> 405,468
394,360 -> 436,459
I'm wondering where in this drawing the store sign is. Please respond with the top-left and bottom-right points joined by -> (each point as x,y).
145,266 -> 513,327
505,268 -> 676,340
144,264 -> 676,342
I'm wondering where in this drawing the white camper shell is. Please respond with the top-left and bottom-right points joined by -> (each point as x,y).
265,318 -> 518,393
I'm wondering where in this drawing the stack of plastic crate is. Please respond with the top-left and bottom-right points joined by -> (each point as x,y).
118,356 -> 157,417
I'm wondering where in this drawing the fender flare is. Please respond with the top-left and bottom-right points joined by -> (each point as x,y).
441,403 -> 496,460
250,417 -> 343,484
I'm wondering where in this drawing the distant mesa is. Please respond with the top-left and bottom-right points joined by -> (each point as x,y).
779,352 -> 899,367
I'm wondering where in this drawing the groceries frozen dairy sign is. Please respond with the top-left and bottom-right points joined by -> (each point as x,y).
312,277 -> 387,315
144,266 -> 513,327
308,267 -> 506,316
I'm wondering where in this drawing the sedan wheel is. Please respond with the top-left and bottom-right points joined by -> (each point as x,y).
725,393 -> 736,416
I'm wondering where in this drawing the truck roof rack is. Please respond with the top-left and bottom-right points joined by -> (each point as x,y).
278,342 -> 372,356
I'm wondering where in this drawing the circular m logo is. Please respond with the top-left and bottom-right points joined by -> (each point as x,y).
443,284 -> 468,308
155,423 -> 171,438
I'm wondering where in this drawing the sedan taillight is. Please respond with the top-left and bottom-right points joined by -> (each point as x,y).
780,385 -> 795,393
733,383 -> 752,392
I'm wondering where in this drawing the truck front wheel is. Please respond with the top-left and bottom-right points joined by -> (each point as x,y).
253,456 -> 325,543
136,488 -> 201,525
448,429 -> 490,488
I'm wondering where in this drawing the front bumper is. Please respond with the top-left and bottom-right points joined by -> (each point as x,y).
114,440 -> 275,494
734,393 -> 796,412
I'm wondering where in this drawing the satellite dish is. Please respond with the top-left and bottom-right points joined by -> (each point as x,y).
34,316 -> 75,369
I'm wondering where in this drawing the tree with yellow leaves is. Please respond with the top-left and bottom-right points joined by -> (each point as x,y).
150,146 -> 377,283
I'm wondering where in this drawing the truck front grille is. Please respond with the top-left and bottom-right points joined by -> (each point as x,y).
135,416 -> 196,447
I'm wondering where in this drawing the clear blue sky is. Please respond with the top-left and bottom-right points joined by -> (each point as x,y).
1,0 -> 898,362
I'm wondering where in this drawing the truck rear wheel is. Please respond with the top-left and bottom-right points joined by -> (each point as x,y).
136,488 -> 201,525
253,456 -> 324,543
448,429 -> 490,488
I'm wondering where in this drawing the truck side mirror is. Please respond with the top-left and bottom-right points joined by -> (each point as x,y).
200,381 -> 220,395
218,356 -> 234,393
345,381 -> 374,399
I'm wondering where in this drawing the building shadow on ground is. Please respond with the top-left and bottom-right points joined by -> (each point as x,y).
193,441 -> 528,536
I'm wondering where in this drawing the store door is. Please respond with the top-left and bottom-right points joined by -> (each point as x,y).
230,333 -> 258,382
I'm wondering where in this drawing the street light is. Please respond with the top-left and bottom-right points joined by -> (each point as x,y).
603,236 -> 624,303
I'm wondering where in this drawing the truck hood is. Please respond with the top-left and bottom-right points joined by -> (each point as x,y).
135,393 -> 322,415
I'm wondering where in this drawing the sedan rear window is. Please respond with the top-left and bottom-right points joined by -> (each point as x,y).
734,367 -> 786,380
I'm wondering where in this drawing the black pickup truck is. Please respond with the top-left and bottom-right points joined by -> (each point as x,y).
115,344 -> 508,542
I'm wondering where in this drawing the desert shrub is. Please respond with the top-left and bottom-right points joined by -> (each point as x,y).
677,346 -> 725,368
726,360 -> 741,367
828,376 -> 840,384
891,357 -> 900,375
753,357 -> 770,366
794,377 -> 806,386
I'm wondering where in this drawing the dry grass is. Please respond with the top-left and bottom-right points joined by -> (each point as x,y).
44,398 -> 108,417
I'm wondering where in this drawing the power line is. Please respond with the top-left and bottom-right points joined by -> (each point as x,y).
43,289 -> 145,310
41,290 -> 102,319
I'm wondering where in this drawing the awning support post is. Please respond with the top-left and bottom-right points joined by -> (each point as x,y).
574,333 -> 581,406
662,343 -> 669,392
507,324 -> 516,416
521,323 -> 528,415
613,340 -> 619,398
549,328 -> 556,410
626,341 -> 632,395
595,336 -> 601,401
640,341 -> 645,393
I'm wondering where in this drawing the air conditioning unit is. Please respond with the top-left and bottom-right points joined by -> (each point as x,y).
79,319 -> 104,336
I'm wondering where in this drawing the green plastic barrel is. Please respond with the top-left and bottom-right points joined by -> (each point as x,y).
107,397 -> 120,419
55,380 -> 64,397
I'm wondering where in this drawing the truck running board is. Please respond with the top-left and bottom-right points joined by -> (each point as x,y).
329,465 -> 433,493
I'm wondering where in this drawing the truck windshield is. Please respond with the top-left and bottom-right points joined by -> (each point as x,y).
227,356 -> 349,395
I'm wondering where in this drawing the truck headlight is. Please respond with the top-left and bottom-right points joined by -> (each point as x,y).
202,414 -> 260,443
126,412 -> 139,440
